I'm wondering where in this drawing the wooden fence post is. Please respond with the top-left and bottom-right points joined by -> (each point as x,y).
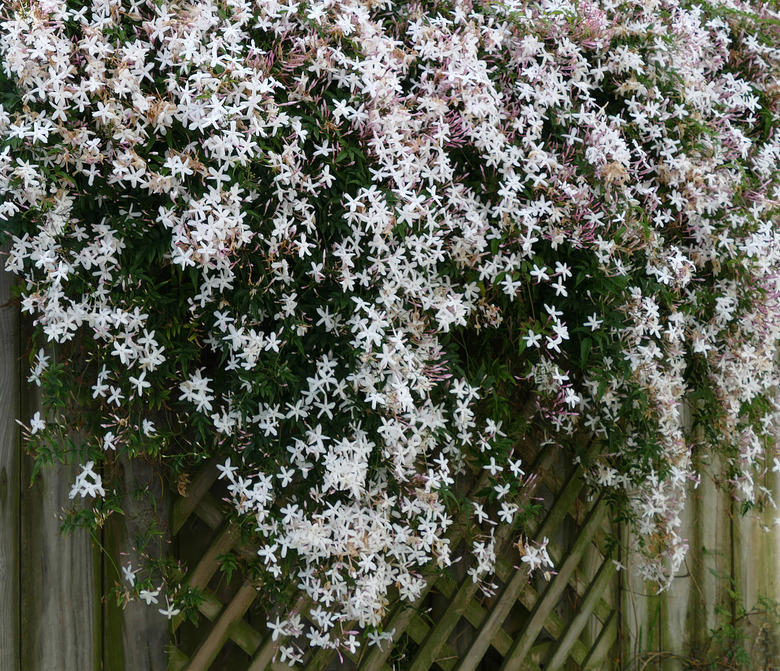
1,259 -> 101,671
104,455 -> 172,671
0,253 -> 21,671
18,352 -> 102,671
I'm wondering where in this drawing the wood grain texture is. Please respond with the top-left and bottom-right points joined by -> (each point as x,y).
0,257 -> 20,671
732,467 -> 780,665
184,582 -> 257,671
620,448 -> 780,670
105,456 -> 171,671
19,450 -> 101,670
19,331 -> 100,671
544,553 -> 616,669
498,497 -> 608,671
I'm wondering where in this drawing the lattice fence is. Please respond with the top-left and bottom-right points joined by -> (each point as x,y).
166,437 -> 619,671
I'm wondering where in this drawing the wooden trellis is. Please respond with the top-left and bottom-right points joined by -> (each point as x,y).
166,438 -> 619,671
8,271 -> 780,671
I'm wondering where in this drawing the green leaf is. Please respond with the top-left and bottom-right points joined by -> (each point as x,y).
580,338 -> 592,367
218,552 -> 238,585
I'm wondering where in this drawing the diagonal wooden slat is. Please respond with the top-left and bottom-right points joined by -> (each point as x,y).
407,572 -> 483,671
429,574 -> 543,671
544,552 -> 617,669
172,522 -> 239,633
361,444 -> 568,671
191,490 -> 259,561
167,433 -> 623,671
357,589 -> 440,671
170,478 -> 269,668
583,608 -> 618,670
353,470 -> 505,671
498,496 -> 608,671
492,523 -> 616,665
172,461 -> 220,534
227,616 -> 264,657
492,547 -> 595,662
407,613 -> 459,671
192,489 -> 227,531
529,640 -> 553,664
168,646 -> 190,671
433,573 -> 514,657
245,595 -> 310,671
496,544 -> 614,664
452,459 -> 592,671
307,516 -> 475,671
187,523 -> 239,589
523,521 -> 617,638
176,583 -> 265,656
513,581 -> 590,666
311,445 -> 554,671
357,440 -> 602,671
405,447 -> 567,671
184,581 -> 258,671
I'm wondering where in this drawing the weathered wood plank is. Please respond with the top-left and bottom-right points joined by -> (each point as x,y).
730,471 -> 780,667
498,497 -> 608,671
582,609 -> 618,670
184,581 -> 257,671
19,386 -> 101,671
453,461 -> 591,671
105,456 -> 172,671
0,256 -> 20,671
621,457 -> 735,668
407,572 -> 481,671
172,522 -> 239,634
544,553 -> 616,669
621,516 -> 663,669
245,595 -> 309,671
172,461 -> 219,534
